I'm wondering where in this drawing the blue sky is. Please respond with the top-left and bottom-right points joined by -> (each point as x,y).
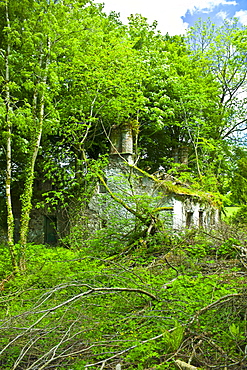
101,0 -> 247,35
183,0 -> 247,28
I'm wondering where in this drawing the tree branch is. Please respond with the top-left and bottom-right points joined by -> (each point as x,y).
189,293 -> 242,325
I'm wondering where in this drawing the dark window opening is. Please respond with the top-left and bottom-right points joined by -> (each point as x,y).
186,211 -> 193,228
44,215 -> 57,245
199,211 -> 204,228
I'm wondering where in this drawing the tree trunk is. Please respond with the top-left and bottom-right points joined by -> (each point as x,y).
4,1 -> 19,273
18,39 -> 50,270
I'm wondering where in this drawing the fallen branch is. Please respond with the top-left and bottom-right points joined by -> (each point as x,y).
85,333 -> 164,368
34,286 -> 157,314
0,285 -> 157,321
175,360 -> 199,370
189,293 -> 242,325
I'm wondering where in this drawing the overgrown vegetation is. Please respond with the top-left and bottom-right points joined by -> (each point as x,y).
1,0 -> 247,368
1,0 -> 247,271
0,220 -> 247,369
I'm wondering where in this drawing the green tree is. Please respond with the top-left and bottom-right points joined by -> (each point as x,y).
230,149 -> 247,204
187,18 -> 247,141
37,9 -> 147,216
185,19 -> 247,194
56,11 -> 145,163
126,16 -> 220,186
0,0 -> 93,271
0,1 -> 147,272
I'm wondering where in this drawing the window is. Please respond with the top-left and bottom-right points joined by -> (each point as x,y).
199,211 -> 204,228
186,211 -> 193,228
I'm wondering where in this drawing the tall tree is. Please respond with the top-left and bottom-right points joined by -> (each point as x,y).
126,16 -> 220,184
1,0 -> 16,269
0,0 -> 147,271
187,18 -> 247,142
0,0 -> 93,271
56,11 -> 145,162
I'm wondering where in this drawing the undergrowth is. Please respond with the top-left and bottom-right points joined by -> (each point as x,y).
0,225 -> 246,370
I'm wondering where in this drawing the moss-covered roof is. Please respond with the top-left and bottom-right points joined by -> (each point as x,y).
130,164 -> 222,208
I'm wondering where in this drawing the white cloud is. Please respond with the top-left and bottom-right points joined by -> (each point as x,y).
102,0 -> 238,35
200,8 -> 213,13
234,10 -> 247,25
216,10 -> 228,20
187,0 -> 237,15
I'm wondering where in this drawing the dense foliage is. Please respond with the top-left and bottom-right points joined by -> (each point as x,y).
1,0 -> 247,369
1,0 -> 247,253
0,223 -> 247,369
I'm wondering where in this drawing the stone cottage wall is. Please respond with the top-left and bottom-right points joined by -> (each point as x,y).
86,160 -> 220,233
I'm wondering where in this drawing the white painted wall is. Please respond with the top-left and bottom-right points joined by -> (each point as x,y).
173,199 -> 184,229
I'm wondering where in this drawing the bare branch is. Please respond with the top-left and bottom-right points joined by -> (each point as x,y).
189,293 -> 243,325
85,333 -> 164,368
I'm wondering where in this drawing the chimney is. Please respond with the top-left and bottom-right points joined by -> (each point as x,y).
110,126 -> 121,154
121,124 -> 133,154
110,124 -> 133,164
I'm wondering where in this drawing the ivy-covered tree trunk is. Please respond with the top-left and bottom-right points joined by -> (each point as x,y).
0,0 -> 72,273
18,40 -> 50,270
4,1 -> 19,273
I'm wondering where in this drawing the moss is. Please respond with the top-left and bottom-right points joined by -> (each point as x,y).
130,164 -> 222,208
